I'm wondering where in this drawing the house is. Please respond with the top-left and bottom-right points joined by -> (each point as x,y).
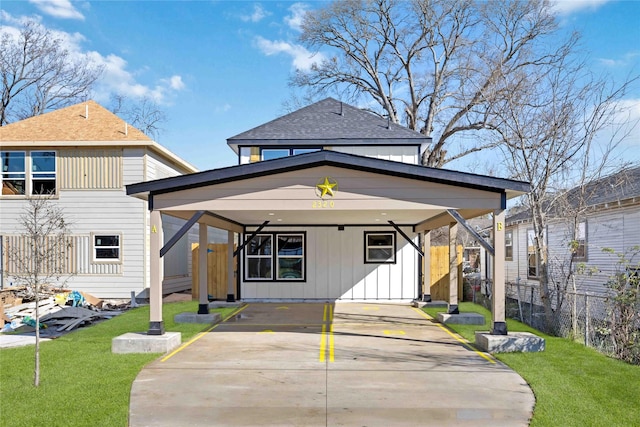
505,166 -> 640,295
126,98 -> 529,335
0,100 -> 200,299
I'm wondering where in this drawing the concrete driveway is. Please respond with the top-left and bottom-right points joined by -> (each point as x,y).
129,303 -> 534,426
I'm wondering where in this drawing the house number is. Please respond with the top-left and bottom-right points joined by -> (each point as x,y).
497,222 -> 503,231
312,200 -> 334,208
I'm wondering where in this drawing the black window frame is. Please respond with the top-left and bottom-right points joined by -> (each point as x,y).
92,233 -> 122,263
364,231 -> 397,264
243,231 -> 306,282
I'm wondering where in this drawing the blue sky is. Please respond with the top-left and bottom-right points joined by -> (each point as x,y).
1,0 -> 639,172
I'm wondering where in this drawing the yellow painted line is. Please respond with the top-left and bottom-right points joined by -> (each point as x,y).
411,307 -> 496,364
276,306 -> 289,310
258,330 -> 275,334
383,330 -> 406,335
323,304 -> 327,322
319,323 -> 327,362
161,304 -> 249,362
362,306 -> 379,311
328,305 -> 334,362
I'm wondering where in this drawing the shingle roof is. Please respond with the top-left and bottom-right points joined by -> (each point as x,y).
0,100 -> 151,142
227,98 -> 428,151
506,166 -> 640,224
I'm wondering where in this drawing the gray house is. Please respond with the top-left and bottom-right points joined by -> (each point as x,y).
505,166 -> 640,295
127,98 -> 529,335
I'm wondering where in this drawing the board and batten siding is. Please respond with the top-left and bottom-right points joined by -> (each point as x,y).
241,226 -> 419,300
58,149 -> 123,190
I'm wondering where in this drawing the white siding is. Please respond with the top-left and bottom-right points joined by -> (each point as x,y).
145,149 -> 186,181
241,226 -> 419,300
331,146 -> 419,164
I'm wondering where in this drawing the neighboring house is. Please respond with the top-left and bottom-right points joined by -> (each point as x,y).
505,166 -> 640,295
0,100 -> 199,298
126,98 -> 529,335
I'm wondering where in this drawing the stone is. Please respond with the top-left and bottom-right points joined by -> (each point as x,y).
475,331 -> 546,353
112,332 -> 181,354
437,312 -> 485,325
174,312 -> 221,324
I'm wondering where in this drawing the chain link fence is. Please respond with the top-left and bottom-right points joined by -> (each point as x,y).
465,278 -> 617,356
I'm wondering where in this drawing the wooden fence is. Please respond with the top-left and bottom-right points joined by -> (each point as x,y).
427,245 -> 463,301
191,243 -> 235,301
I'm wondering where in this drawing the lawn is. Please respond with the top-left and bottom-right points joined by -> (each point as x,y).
423,302 -> 640,427
0,301 -> 239,427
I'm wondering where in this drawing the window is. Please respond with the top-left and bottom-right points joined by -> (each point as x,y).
31,151 -> 56,195
245,233 -> 305,281
1,151 -> 26,195
365,232 -> 396,263
573,221 -> 587,261
505,230 -> 513,261
261,148 -> 320,161
527,229 -> 538,278
93,234 -> 121,262
1,151 -> 56,196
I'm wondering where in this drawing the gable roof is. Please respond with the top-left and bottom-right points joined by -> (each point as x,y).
127,150 -> 529,199
227,98 -> 428,153
0,100 -> 198,173
506,165 -> 640,224
0,100 -> 151,142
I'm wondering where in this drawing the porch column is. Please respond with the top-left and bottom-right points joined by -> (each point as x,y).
492,210 -> 507,335
226,230 -> 235,302
198,223 -> 209,314
149,210 -> 164,335
423,231 -> 431,302
448,222 -> 459,314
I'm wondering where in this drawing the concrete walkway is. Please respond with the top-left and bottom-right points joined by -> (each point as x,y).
129,303 -> 534,426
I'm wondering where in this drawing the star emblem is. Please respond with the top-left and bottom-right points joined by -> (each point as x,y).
316,176 -> 338,199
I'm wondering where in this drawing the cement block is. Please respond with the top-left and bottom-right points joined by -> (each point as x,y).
438,312 -> 486,325
475,332 -> 546,353
208,301 -> 245,309
425,300 -> 449,308
112,332 -> 181,354
174,312 -> 221,324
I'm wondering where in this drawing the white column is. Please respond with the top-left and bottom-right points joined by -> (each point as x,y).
492,209 -> 507,334
149,210 -> 164,335
227,230 -> 235,302
423,231 -> 431,302
198,223 -> 209,314
448,222 -> 459,314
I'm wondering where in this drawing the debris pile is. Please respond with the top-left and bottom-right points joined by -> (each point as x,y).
1,287 -> 124,337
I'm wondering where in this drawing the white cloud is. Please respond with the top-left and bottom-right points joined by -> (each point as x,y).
597,52 -> 640,68
28,0 -> 85,20
551,0 -> 611,15
215,103 -> 232,113
240,4 -> 269,23
1,12 -> 185,105
255,36 -> 324,71
284,3 -> 310,32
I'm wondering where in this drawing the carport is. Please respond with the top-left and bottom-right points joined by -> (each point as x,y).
126,150 -> 529,336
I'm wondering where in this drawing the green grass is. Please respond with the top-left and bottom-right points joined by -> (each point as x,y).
424,303 -> 640,427
0,302 -> 238,427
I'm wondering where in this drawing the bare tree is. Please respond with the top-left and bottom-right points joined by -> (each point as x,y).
0,19 -> 103,125
6,197 -> 74,387
109,95 -> 167,140
494,48 -> 638,331
294,0 -> 572,167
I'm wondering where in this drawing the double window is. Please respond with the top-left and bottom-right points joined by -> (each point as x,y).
245,233 -> 305,281
365,232 -> 396,263
1,151 -> 56,196
261,148 -> 320,161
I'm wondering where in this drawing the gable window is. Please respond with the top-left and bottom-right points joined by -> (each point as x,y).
1,151 -> 56,196
505,230 -> 513,261
261,148 -> 320,161
365,231 -> 396,263
244,232 -> 305,281
1,151 -> 26,195
93,234 -> 121,262
573,221 -> 587,261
